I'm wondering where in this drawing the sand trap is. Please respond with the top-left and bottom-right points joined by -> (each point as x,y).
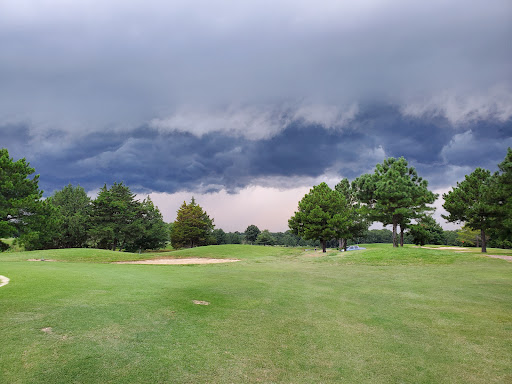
0,275 -> 10,288
115,258 -> 240,265
486,255 -> 512,262
28,259 -> 57,262
418,246 -> 470,251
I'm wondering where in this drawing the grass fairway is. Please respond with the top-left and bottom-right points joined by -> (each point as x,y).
1,245 -> 511,383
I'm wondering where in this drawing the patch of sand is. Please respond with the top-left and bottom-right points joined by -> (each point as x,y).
418,247 -> 470,251
0,275 -> 9,288
28,259 -> 57,262
115,258 -> 240,265
193,300 -> 210,305
486,255 -> 512,262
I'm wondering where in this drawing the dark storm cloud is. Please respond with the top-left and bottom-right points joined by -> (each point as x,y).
1,0 -> 511,198
5,108 -> 509,197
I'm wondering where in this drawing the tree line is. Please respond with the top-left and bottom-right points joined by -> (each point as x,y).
289,151 -> 512,253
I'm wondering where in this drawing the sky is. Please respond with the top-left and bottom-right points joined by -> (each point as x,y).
1,0 -> 511,232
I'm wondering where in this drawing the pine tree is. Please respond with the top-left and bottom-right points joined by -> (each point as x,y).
0,148 -> 43,250
443,168 -> 497,252
353,157 -> 438,247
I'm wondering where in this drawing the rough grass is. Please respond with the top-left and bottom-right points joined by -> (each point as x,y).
1,244 -> 511,383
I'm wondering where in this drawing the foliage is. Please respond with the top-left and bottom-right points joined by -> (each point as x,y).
212,228 -> 227,245
353,157 -> 438,247
492,148 -> 512,243
443,168 -> 497,252
334,178 -> 370,250
123,197 -> 169,252
50,184 -> 92,248
408,216 -> 444,246
244,225 -> 261,244
289,182 -> 350,252
89,183 -> 139,250
255,229 -> 275,246
0,148 -> 43,250
170,198 -> 214,248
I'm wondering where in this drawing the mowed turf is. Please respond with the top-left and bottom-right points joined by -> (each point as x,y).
0,245 -> 511,383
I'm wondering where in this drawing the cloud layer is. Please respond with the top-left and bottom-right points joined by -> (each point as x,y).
1,0 -> 511,229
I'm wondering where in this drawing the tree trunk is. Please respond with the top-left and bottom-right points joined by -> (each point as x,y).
481,229 -> 487,253
339,238 -> 346,250
322,240 -> 326,253
112,238 -> 117,251
392,217 -> 398,247
400,226 -> 404,247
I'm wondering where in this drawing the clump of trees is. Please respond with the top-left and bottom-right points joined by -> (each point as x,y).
0,148 -> 169,252
443,148 -> 512,252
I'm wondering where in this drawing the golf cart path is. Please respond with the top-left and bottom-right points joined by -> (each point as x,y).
0,275 -> 10,288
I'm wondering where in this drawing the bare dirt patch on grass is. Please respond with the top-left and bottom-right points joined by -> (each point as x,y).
27,259 -> 57,262
485,255 -> 512,262
114,258 -> 240,265
417,246 -> 470,251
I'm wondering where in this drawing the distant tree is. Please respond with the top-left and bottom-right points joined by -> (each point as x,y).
443,168 -> 497,252
442,230 -> 462,246
289,182 -> 350,252
334,178 -> 369,250
89,183 -> 139,250
212,228 -> 227,245
49,184 -> 92,248
170,198 -> 214,248
408,216 -> 444,246
244,225 -> 261,244
0,148 -> 43,250
225,231 -> 242,244
255,229 -> 275,246
353,157 -> 437,247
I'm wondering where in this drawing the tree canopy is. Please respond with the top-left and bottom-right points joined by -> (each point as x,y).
0,148 -> 43,250
244,225 -> 261,244
170,198 -> 214,248
289,182 -> 349,252
442,168 -> 497,252
353,157 -> 438,247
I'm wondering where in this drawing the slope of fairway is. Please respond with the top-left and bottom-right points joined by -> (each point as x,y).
1,244 -> 511,383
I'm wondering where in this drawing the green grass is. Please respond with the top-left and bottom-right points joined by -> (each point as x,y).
1,244 -> 511,383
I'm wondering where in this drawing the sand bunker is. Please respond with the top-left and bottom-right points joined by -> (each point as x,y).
0,275 -> 10,288
418,246 -> 470,251
115,258 -> 240,265
28,259 -> 57,262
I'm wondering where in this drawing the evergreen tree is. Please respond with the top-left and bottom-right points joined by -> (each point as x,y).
170,198 -> 214,248
443,168 -> 497,252
492,148 -> 512,245
50,184 -> 92,248
124,196 -> 169,252
89,183 -> 139,250
0,148 -> 43,250
212,228 -> 227,245
289,182 -> 350,252
353,157 -> 437,247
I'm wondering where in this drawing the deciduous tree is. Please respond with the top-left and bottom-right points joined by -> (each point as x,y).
289,182 -> 349,252
244,225 -> 261,244
170,198 -> 214,248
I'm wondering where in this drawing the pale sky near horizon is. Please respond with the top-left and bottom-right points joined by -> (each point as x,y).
2,0 -> 511,232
